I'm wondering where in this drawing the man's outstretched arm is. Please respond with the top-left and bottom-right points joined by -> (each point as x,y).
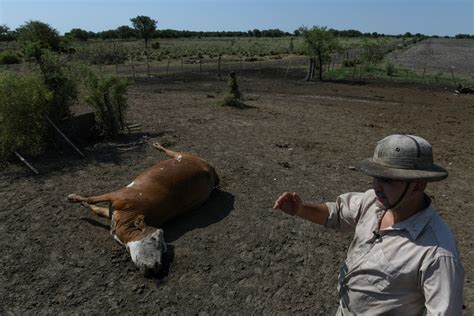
273,191 -> 329,225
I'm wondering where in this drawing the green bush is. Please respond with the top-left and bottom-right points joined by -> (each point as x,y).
218,72 -> 246,108
0,73 -> 53,158
84,72 -> 129,139
0,51 -> 21,64
38,50 -> 78,121
385,62 -> 396,76
74,44 -> 128,65
17,20 -> 61,49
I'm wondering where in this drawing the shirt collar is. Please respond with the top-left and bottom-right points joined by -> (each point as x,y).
390,196 -> 434,240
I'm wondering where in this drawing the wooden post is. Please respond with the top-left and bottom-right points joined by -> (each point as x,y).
130,55 -> 135,79
14,151 -> 39,175
113,41 -> 118,75
450,67 -> 457,87
217,55 -> 222,80
146,50 -> 150,77
45,115 -> 85,158
240,57 -> 243,76
166,57 -> 171,75
305,57 -> 314,81
285,59 -> 292,79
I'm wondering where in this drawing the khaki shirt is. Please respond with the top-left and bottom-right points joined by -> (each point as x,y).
325,190 -> 464,315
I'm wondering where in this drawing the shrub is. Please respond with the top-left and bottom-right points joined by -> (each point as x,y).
0,51 -> 21,64
218,72 -> 247,108
38,50 -> 78,121
84,72 -> 129,139
0,72 -> 53,158
16,21 -> 61,52
151,41 -> 160,49
385,62 -> 396,76
343,59 -> 361,67
74,44 -> 128,65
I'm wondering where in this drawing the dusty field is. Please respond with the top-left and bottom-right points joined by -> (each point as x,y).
1,72 -> 473,314
389,38 -> 474,76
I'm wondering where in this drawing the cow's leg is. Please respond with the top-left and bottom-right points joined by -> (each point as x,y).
68,193 -> 116,218
152,142 -> 181,159
68,192 -> 115,205
79,201 -> 111,218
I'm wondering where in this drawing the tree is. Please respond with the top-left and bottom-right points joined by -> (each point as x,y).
98,29 -> 118,40
14,21 -> 77,122
16,20 -> 61,52
360,38 -> 385,66
130,15 -> 157,48
65,28 -> 89,41
116,25 -> 136,40
252,29 -> 262,37
0,24 -> 15,41
301,26 -> 340,81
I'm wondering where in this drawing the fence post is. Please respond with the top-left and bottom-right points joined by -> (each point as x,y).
285,59 -> 292,79
240,56 -> 243,76
450,67 -> 458,87
113,41 -> 118,75
146,50 -> 150,77
217,55 -> 222,80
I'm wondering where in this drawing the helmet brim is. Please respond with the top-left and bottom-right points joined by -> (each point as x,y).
357,158 -> 448,182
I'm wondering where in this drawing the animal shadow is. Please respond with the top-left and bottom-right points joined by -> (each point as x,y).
80,217 -> 110,230
162,189 -> 234,243
152,244 -> 175,284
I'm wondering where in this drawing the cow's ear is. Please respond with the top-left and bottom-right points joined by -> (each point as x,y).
134,215 -> 145,230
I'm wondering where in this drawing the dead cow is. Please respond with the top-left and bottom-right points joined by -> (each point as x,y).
67,143 -> 219,276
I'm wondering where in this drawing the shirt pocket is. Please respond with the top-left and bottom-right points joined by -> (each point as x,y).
364,247 -> 400,291
343,246 -> 400,292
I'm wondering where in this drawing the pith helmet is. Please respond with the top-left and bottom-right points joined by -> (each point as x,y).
357,134 -> 448,182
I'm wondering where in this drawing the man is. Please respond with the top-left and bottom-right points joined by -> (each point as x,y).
273,134 -> 464,315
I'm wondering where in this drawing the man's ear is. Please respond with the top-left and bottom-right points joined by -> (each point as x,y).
412,181 -> 427,193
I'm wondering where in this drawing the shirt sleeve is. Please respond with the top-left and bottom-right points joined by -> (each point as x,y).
421,255 -> 464,316
324,191 -> 366,232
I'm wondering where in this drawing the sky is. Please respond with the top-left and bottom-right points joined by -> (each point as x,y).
0,0 -> 473,36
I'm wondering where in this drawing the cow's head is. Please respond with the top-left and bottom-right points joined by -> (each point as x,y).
126,228 -> 167,277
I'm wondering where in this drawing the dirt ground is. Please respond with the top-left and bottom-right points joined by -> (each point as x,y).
1,70 -> 473,314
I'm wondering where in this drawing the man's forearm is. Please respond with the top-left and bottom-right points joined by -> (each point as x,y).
295,203 -> 329,226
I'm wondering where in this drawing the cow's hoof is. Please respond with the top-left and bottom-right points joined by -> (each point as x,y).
67,194 -> 82,203
127,229 -> 166,277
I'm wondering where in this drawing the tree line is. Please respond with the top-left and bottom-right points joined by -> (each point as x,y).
2,15 -> 470,43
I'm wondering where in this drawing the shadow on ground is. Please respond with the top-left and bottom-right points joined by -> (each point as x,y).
162,189 -> 235,243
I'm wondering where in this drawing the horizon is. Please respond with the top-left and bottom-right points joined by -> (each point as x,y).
0,0 -> 473,37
